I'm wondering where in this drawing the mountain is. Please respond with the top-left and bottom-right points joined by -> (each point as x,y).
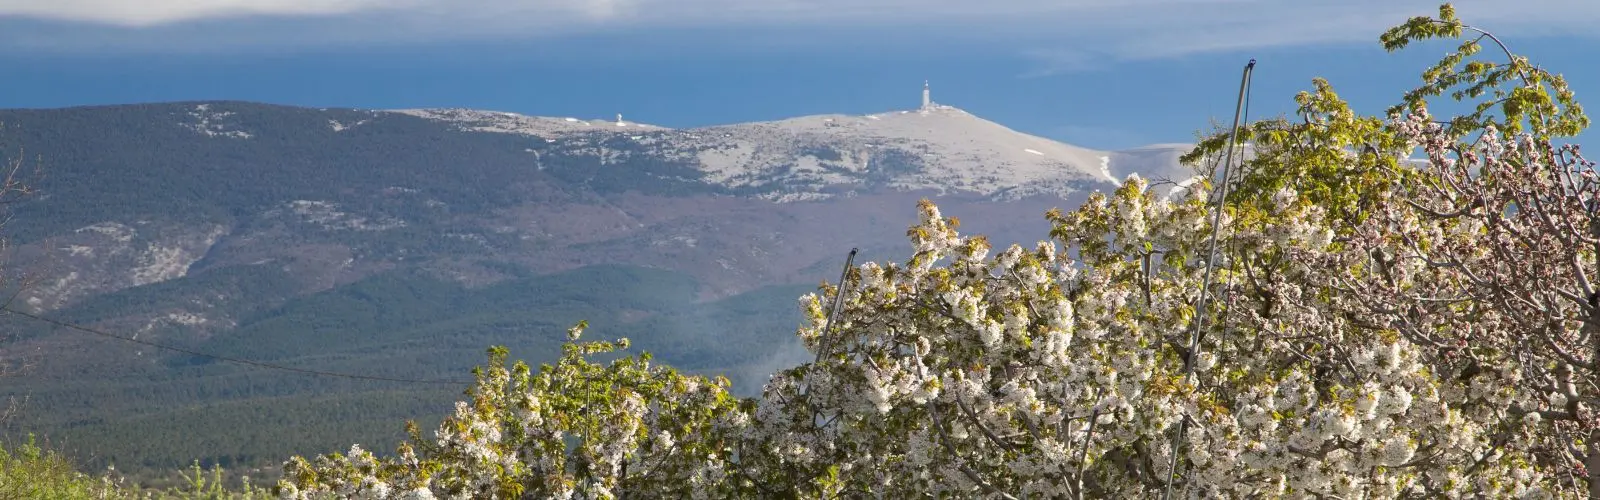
0,99 -> 1194,474
399,103 -> 1124,201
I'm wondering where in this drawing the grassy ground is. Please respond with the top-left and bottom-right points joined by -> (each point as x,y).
1,435 -> 266,499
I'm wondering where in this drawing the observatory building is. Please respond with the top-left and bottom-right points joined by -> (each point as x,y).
921,80 -> 932,112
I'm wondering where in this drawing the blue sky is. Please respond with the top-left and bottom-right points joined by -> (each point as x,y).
2,1 -> 1597,150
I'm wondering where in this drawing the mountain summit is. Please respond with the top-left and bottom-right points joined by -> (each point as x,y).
390,85 -> 1184,202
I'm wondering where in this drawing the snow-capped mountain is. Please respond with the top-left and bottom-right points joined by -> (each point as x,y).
390,102 -> 1191,202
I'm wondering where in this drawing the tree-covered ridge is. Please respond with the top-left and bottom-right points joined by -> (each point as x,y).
0,101 -> 739,244
277,4 -> 1600,498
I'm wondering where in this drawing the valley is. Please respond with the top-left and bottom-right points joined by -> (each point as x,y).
0,100 -> 1191,473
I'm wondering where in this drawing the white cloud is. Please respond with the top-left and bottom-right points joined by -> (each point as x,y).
0,0 -> 398,26
1010,1 -> 1600,74
2,0 -> 1597,61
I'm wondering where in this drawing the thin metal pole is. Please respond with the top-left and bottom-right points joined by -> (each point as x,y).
816,247 -> 859,363
1161,58 -> 1255,500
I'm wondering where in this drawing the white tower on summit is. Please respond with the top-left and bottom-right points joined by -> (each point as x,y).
921,80 -> 932,111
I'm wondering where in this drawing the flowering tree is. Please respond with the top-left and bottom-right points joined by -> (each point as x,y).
1172,3 -> 1599,495
279,4 -> 1600,498
276,324 -> 752,499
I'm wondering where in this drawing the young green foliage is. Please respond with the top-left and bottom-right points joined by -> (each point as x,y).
278,326 -> 751,499
1381,4 -> 1588,138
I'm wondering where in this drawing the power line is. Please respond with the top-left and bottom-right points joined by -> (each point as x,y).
2,306 -> 471,386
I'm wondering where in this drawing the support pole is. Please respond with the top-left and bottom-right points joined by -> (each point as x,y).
1161,58 -> 1255,500
816,247 -> 859,363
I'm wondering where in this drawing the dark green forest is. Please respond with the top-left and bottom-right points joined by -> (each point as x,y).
7,263 -> 810,474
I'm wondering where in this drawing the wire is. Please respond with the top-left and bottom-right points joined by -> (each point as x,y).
2,306 -> 471,386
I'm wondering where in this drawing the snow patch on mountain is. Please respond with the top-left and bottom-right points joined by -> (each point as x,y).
182,104 -> 253,139
15,222 -> 231,313
673,105 -> 1119,199
131,244 -> 196,286
77,222 -> 137,242
328,119 -> 369,132
135,310 -> 235,341
277,200 -> 407,231
389,108 -> 669,137
129,226 -> 228,287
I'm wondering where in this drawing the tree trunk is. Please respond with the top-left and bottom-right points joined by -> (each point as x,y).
1587,436 -> 1600,499
1590,303 -> 1600,499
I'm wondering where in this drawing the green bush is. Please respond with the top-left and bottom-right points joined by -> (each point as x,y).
1,434 -> 126,499
1,435 -> 269,499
